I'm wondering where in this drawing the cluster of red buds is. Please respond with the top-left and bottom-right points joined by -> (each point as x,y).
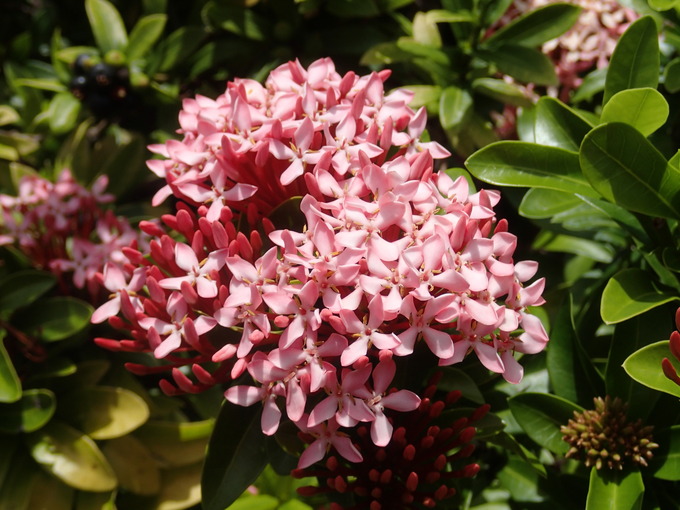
662,307 -> 680,386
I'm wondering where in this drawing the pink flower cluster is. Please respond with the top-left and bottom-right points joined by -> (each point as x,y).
95,58 -> 548,468
0,169 -> 142,296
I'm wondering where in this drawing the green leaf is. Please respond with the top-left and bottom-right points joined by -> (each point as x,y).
575,195 -> 651,245
0,106 -> 20,126
13,297 -> 93,342
202,2 -> 268,40
46,93 -> 81,135
580,122 -> 680,219
601,269 -> 680,324
623,340 -> 680,398
0,334 -> 21,403
508,393 -> 583,455
73,491 -> 116,510
534,96 -> 594,151
25,468 -> 74,510
466,142 -> 596,196
403,84 -> 442,114
649,425 -> 680,480
484,3 -> 581,47
155,462 -> 203,510
151,26 -> 205,73
85,0 -> 128,53
0,448 -> 36,509
412,12 -> 442,47
472,77 -> 533,108
478,44 -> 557,86
12,78 -> 67,92
25,421 -> 117,492
133,419 -> 213,467
0,389 -> 56,433
101,435 -> 161,495
519,188 -> 581,219
59,386 -> 149,439
0,270 -> 56,315
600,88 -> 669,137
439,85 -> 472,131
438,367 -> 485,404
424,9 -> 475,23
603,16 -> 659,105
496,456 -> 544,503
227,495 -> 279,510
663,57 -> 680,93
585,468 -> 644,510
572,67 -> 608,103
125,14 -> 167,62
202,403 -> 269,510
533,231 -> 613,263
648,0 -> 680,11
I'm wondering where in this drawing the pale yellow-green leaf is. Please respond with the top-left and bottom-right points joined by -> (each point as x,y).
133,421 -> 212,467
102,435 -> 161,496
60,386 -> 150,439
0,106 -> 20,126
155,462 -> 203,510
25,421 -> 117,492
412,12 -> 442,47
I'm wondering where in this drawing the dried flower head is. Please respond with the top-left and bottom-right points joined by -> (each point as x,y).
561,396 -> 658,470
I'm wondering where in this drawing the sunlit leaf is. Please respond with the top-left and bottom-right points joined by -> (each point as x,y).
85,0 -> 128,53
585,468 -> 644,510
601,269 -> 680,324
25,421 -> 117,492
439,85 -> 472,131
102,435 -> 161,495
126,14 -> 167,62
0,389 -> 56,433
623,341 -> 680,398
0,333 -> 21,403
519,188 -> 581,219
600,88 -> 669,137
534,96 -> 593,151
156,462 -> 203,510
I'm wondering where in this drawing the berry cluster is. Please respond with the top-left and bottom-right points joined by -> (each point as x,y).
561,396 -> 658,470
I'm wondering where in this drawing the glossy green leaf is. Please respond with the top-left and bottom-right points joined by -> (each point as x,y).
508,393 -> 583,454
603,16 -> 659,105
202,403 -> 269,510
575,195 -> 651,244
134,419 -> 213,467
580,122 -> 680,219
439,85 -> 472,131
25,421 -> 117,492
534,96 -> 593,151
424,9 -> 475,23
623,341 -> 680,398
0,389 -> 56,433
102,435 -> 161,495
227,495 -> 279,510
484,3 -> 581,47
472,77 -> 532,107
601,269 -> 680,324
519,188 -> 581,219
600,88 -> 669,136
649,425 -> 680,480
0,270 -> 56,314
13,297 -> 93,342
478,44 -> 557,86
59,386 -> 149,439
12,78 -> 67,92
664,57 -> 680,93
648,0 -> 680,11
438,367 -> 485,404
585,468 -> 644,510
85,0 -> 128,53
496,456 -> 544,503
0,334 -> 21,403
46,93 -> 81,135
533,231 -> 614,263
466,142 -> 596,196
572,67 -> 608,103
125,14 -> 167,62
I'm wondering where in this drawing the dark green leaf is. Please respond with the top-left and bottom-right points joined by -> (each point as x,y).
0,270 -> 56,315
125,14 -> 167,62
649,425 -> 680,480
202,2 -> 268,40
438,367 -> 485,404
508,392 -> 583,454
603,16 -> 659,105
585,468 -> 644,510
101,435 -> 161,495
580,122 -> 680,219
25,421 -> 117,491
534,96 -> 593,151
0,389 -> 56,433
664,57 -> 680,93
496,456 -> 544,502
466,142 -> 596,196
439,85 -> 472,131
134,419 -> 213,467
484,3 -> 581,47
572,67 -> 608,103
150,27 -> 205,73
12,297 -> 93,342
600,88 -> 669,136
478,44 -> 557,86
202,403 -> 268,510
85,0 -> 128,53
472,77 -> 533,108
601,269 -> 680,324
325,0 -> 381,17
575,195 -> 651,244
0,334 -> 21,403
533,231 -> 613,263
623,341 -> 680,398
